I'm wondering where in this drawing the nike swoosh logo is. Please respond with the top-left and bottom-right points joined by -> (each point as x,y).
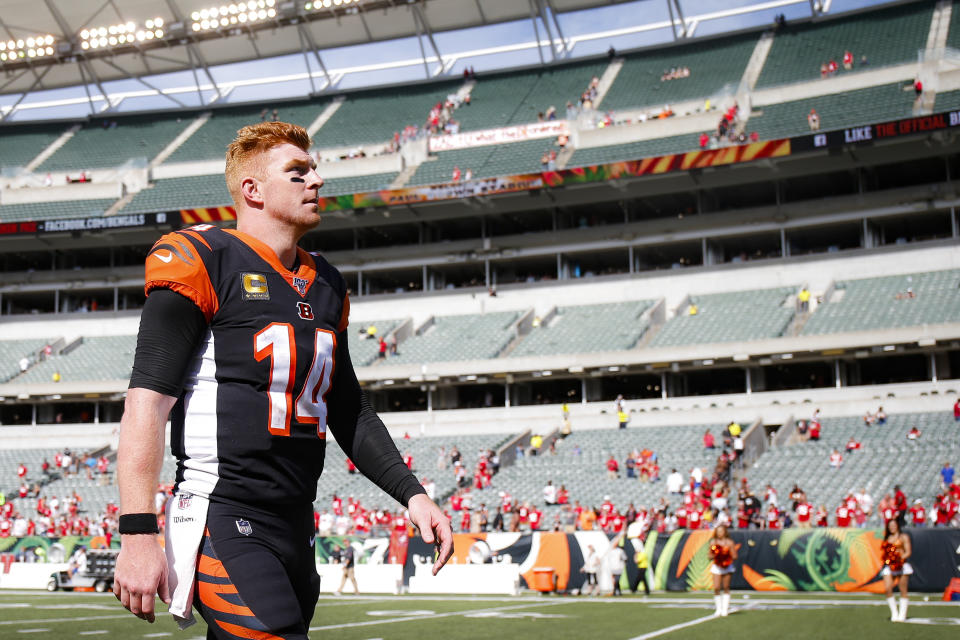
154,251 -> 173,263
309,535 -> 316,547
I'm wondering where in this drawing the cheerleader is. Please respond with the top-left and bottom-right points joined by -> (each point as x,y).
709,524 -> 737,616
881,518 -> 912,622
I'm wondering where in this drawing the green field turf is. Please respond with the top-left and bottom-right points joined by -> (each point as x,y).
0,591 -> 957,639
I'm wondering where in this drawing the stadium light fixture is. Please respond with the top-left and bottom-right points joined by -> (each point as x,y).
304,0 -> 362,11
0,34 -> 56,62
80,19 -> 164,50
191,1 -> 277,31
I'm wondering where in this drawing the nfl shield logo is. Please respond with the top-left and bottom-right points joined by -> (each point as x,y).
292,276 -> 309,295
177,494 -> 192,510
236,519 -> 253,536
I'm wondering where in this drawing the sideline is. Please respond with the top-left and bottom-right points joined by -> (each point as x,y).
309,600 -> 567,631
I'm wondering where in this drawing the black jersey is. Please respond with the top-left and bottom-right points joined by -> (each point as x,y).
144,224 -> 349,509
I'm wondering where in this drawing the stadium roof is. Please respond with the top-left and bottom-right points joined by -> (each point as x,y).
0,0 -> 899,121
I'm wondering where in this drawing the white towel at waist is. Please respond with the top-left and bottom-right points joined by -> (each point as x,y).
164,492 -> 209,630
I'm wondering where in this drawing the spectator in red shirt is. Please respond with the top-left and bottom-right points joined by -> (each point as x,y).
827,59 -> 838,75
846,437 -> 861,452
16,463 -> 27,479
843,50 -> 854,70
698,132 -> 709,149
795,501 -> 813,528
528,507 -> 543,531
954,398 -> 960,422
606,456 -> 619,479
815,505 -> 828,527
836,503 -> 852,527
766,505 -> 781,529
808,418 -> 821,441
909,500 -> 926,527
703,429 -> 715,449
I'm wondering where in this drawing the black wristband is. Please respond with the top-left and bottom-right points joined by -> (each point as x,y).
119,513 -> 160,534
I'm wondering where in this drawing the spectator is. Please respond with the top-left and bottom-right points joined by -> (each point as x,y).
843,50 -> 854,71
617,409 -> 629,430
667,468 -> 684,494
941,462 -> 955,489
18,356 -> 29,372
699,132 -> 709,148
606,455 -> 620,479
807,109 -> 820,131
797,287 -> 811,312
954,398 -> 960,422
377,337 -> 387,359
909,499 -> 926,527
907,426 -> 921,441
875,406 -> 887,425
846,436 -> 861,452
808,419 -> 821,441
827,59 -> 838,75
451,166 -> 461,182
829,449 -> 843,468
543,480 -> 557,506
703,430 -> 715,449
859,54 -> 869,67
820,63 -> 828,79
914,78 -> 923,97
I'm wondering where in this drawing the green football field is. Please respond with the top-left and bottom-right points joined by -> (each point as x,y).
0,590 -> 958,639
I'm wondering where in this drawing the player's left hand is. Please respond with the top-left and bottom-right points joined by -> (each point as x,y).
407,493 -> 454,575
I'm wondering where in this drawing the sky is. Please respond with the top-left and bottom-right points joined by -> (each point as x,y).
0,0 -> 905,122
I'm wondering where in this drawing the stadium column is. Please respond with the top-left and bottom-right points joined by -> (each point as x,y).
834,360 -> 842,388
745,368 -> 752,395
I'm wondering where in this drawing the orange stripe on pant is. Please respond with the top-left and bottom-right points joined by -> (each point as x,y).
196,553 -> 256,618
215,620 -> 286,640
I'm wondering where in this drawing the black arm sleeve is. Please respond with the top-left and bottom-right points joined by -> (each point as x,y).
326,332 -> 426,508
128,288 -> 208,398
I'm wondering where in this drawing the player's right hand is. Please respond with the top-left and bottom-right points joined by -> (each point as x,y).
113,534 -> 170,623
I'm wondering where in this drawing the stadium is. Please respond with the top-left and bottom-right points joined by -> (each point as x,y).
1,0 -> 959,637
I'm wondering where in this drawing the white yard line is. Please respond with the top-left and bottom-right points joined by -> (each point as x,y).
0,614 -> 152,626
309,600 -> 566,631
628,613 -> 717,640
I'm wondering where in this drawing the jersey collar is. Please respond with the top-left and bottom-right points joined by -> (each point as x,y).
225,229 -> 317,298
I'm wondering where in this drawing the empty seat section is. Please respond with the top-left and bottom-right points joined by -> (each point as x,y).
313,82 -> 461,148
0,123 -> 66,170
0,338 -> 54,383
650,287 -> 795,348
602,34 -> 757,112
390,311 -> 520,365
15,335 -> 136,384
934,89 -> 960,113
756,2 -> 934,88
0,199 -> 118,222
458,59 -> 607,131
511,300 -> 655,358
320,172 -> 398,196
348,318 -> 405,366
568,133 -> 698,168
167,101 -> 325,163
39,114 -> 193,172
802,269 -> 960,335
407,139 -> 550,186
120,174 -> 231,214
749,83 -> 915,140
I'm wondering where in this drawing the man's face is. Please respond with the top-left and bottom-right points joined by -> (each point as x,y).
254,143 -> 324,231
